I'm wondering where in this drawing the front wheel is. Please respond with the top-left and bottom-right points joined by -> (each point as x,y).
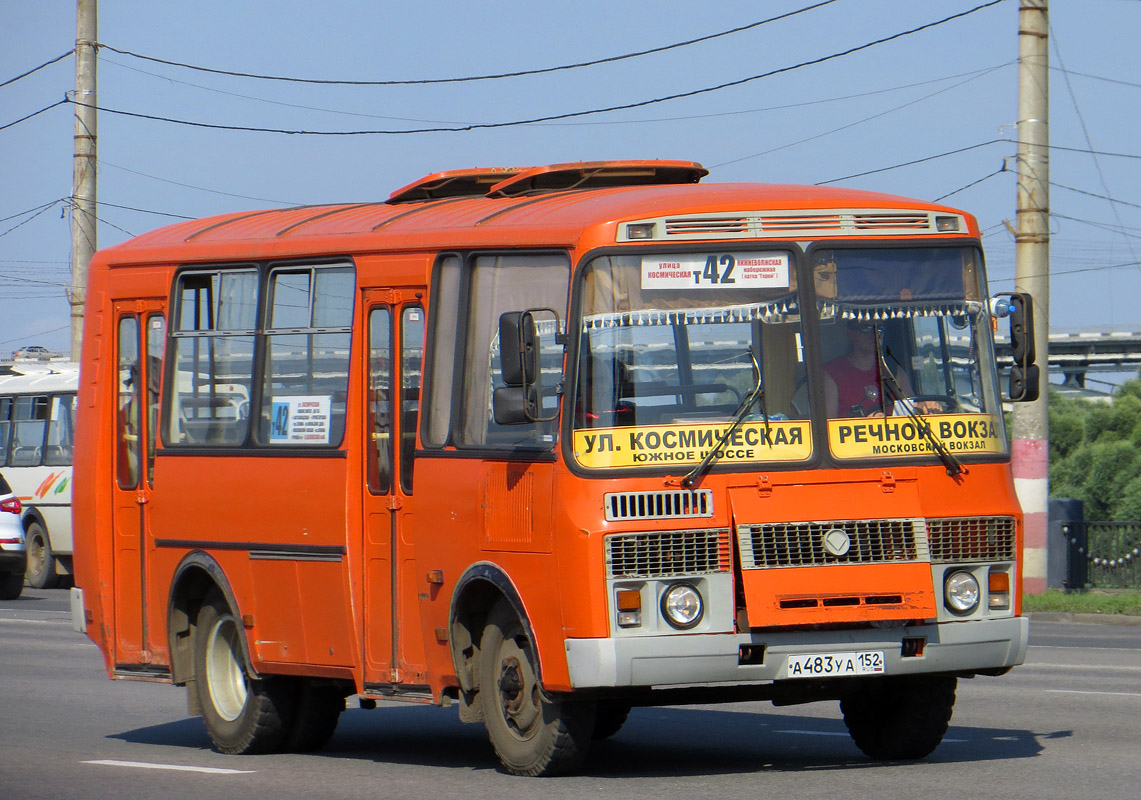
479,600 -> 595,776
24,521 -> 58,590
193,591 -> 293,754
841,675 -> 957,760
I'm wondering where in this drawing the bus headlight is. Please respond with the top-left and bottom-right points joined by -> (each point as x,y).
661,583 -> 703,629
944,570 -> 981,615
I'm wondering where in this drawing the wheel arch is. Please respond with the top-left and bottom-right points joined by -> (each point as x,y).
448,562 -> 540,696
167,551 -> 250,686
21,506 -> 48,533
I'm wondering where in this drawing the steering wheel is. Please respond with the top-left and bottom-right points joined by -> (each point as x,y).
898,394 -> 958,414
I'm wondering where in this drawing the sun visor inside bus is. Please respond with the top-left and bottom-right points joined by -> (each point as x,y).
834,250 -> 967,302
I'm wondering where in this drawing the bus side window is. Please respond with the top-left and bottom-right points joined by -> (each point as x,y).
401,305 -> 424,493
0,397 -> 11,467
10,395 -> 49,467
367,307 -> 392,494
118,316 -> 141,488
44,394 -> 77,466
261,265 -> 354,447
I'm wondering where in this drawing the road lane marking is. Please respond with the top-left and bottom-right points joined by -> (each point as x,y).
0,617 -> 73,626
83,760 -> 255,775
1029,646 -> 1141,653
1019,663 -> 1141,671
1045,690 -> 1141,698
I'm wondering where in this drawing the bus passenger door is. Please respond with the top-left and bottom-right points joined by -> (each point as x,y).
111,304 -> 165,668
362,292 -> 427,687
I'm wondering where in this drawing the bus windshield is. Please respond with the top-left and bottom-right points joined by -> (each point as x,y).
817,246 -> 1006,459
570,246 -> 1007,471
571,251 -> 812,470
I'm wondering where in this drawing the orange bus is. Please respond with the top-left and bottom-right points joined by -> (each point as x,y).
72,160 -> 1038,776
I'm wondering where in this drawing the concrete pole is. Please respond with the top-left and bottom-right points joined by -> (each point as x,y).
70,0 -> 97,361
1012,0 -> 1050,594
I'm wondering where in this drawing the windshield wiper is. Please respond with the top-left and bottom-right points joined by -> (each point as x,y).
680,350 -> 766,488
872,327 -> 966,478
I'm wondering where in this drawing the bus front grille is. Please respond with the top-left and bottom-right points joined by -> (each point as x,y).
927,516 -> 1017,563
738,519 -> 923,569
607,529 -> 731,579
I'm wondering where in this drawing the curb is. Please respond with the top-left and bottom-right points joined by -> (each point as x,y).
1028,612 -> 1141,626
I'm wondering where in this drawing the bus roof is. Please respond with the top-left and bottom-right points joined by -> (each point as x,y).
95,160 -> 979,267
0,364 -> 79,394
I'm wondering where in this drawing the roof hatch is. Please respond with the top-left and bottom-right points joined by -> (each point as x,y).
387,167 -> 529,204
486,160 -> 707,198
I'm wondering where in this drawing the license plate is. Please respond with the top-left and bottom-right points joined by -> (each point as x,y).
785,650 -> 885,679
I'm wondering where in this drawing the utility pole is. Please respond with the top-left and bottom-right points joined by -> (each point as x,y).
70,0 -> 97,361
1013,0 -> 1050,594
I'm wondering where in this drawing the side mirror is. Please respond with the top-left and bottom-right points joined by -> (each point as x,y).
498,312 -> 539,388
993,292 -> 1039,402
493,308 -> 564,424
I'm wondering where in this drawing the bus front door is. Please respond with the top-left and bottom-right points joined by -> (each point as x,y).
111,305 -> 165,669
361,293 -> 427,689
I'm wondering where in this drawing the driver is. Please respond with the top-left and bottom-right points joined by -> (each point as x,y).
824,320 -> 931,417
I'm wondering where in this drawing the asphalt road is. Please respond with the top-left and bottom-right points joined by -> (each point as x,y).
2,589 -> 1139,800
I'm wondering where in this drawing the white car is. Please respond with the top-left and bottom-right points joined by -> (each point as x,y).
0,472 -> 26,600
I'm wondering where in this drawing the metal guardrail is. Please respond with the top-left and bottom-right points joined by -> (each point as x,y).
1075,522 -> 1141,590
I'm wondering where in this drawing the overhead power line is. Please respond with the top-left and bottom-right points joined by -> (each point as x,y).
99,1 -> 843,86
932,165 -> 1009,203
0,98 -> 68,132
819,139 -> 1141,185
0,50 -> 74,89
71,1 -> 1008,137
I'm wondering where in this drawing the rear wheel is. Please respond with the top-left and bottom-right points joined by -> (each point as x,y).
193,591 -> 293,754
841,675 -> 957,760
282,681 -> 345,753
24,521 -> 58,590
0,572 -> 23,600
479,600 -> 595,776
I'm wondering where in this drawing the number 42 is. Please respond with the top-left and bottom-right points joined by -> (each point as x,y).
696,255 -> 736,285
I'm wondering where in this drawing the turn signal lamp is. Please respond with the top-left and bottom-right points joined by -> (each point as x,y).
988,569 -> 1011,610
616,588 -> 642,628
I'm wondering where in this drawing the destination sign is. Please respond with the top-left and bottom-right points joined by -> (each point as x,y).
573,420 -> 812,469
828,413 -> 1005,459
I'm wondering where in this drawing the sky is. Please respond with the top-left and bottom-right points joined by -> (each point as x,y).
2,0 -> 1140,384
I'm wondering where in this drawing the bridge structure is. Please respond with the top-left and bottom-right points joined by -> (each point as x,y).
995,328 -> 1141,390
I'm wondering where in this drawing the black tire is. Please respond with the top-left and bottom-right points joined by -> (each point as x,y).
282,681 -> 345,753
841,675 -> 957,760
592,702 -> 631,740
24,521 -> 59,590
193,591 -> 294,754
479,600 -> 595,776
0,572 -> 23,600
